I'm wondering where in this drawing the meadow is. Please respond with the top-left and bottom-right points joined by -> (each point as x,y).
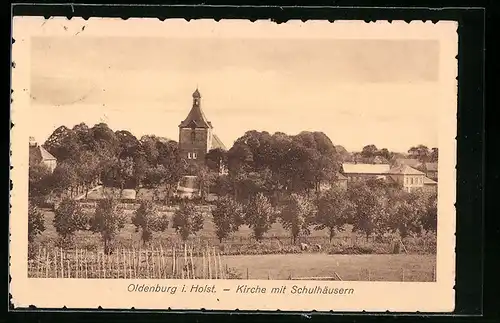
28,245 -> 435,281
29,186 -> 437,281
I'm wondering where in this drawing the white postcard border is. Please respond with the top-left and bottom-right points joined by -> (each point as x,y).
10,17 -> 457,312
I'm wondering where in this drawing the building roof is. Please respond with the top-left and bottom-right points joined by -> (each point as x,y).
387,165 -> 425,175
211,134 -> 227,150
423,162 -> 438,172
29,144 -> 57,166
423,177 -> 437,185
179,89 -> 212,129
342,163 -> 391,175
395,158 -> 421,167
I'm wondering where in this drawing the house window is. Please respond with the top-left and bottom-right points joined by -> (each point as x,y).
191,131 -> 196,143
192,152 -> 198,160
187,153 -> 192,159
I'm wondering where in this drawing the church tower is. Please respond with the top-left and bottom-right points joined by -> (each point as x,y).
179,88 -> 225,168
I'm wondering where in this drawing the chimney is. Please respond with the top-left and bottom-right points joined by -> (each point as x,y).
29,136 -> 37,147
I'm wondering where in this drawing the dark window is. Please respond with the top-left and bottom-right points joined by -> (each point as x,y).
191,131 -> 196,142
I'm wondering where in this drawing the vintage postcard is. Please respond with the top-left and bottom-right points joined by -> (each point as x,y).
10,17 -> 457,312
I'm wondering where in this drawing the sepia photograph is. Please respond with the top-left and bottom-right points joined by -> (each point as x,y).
10,17 -> 457,312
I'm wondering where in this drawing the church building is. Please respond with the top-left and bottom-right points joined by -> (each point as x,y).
178,88 -> 226,167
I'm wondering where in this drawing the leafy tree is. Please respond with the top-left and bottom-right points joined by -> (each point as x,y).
172,202 -> 204,241
51,161 -> 79,197
421,192 -> 438,232
90,197 -> 127,254
139,135 -> 160,165
378,148 -> 393,162
156,139 -> 184,203
347,182 -> 389,240
206,148 -> 228,173
53,198 -> 88,244
314,186 -> 354,242
387,191 -> 426,238
244,193 -> 276,241
132,200 -> 169,245
212,174 -> 234,197
279,193 -> 317,244
189,164 -> 216,200
76,150 -> 100,198
430,148 -> 439,162
361,144 -> 379,159
408,145 -> 430,162
115,130 -> 140,160
28,163 -> 53,202
212,196 -> 244,242
28,202 -> 45,243
44,126 -> 80,161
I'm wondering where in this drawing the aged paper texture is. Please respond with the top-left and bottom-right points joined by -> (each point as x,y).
10,17 -> 457,312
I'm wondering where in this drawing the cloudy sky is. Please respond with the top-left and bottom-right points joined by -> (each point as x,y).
30,36 -> 440,152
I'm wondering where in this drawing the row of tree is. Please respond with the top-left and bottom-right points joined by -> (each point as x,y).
29,179 -> 437,254
336,144 -> 439,165
31,123 -> 438,207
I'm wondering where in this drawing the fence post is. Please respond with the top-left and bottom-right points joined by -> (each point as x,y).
85,250 -> 88,279
53,249 -> 57,278
97,251 -> 101,279
103,251 -> 106,279
44,248 -> 49,278
122,248 -> 126,279
133,247 -> 137,278
76,249 -> 79,279
207,246 -> 212,279
213,247 -> 218,280
159,245 -> 164,279
217,252 -> 223,280
189,246 -> 195,279
145,249 -> 149,279
172,246 -> 176,279
60,247 -> 64,278
184,244 -> 189,279
202,251 -> 206,279
67,256 -> 71,278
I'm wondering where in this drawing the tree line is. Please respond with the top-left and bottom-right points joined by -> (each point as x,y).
30,123 -> 437,207
29,178 -> 437,254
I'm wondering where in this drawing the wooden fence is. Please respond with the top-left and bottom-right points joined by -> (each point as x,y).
28,245 -> 228,279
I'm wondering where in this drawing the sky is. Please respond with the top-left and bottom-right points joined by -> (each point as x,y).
29,36 -> 440,153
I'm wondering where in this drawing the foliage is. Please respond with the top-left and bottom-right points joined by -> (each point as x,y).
387,191 -> 426,238
244,193 -> 276,241
28,202 -> 45,243
347,182 -> 389,239
132,200 -> 169,244
28,164 -> 53,201
90,197 -> 127,254
212,196 -> 244,242
172,202 -> 204,241
53,198 -> 88,243
420,192 -> 438,232
279,193 -> 317,244
315,186 -> 354,242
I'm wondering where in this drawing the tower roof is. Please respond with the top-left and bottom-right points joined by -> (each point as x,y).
179,88 -> 212,129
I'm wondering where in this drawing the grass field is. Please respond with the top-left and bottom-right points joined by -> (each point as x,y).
28,246 -> 435,282
223,254 -> 436,281
33,207 -> 436,256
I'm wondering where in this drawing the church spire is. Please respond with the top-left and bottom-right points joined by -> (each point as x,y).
179,87 -> 212,129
